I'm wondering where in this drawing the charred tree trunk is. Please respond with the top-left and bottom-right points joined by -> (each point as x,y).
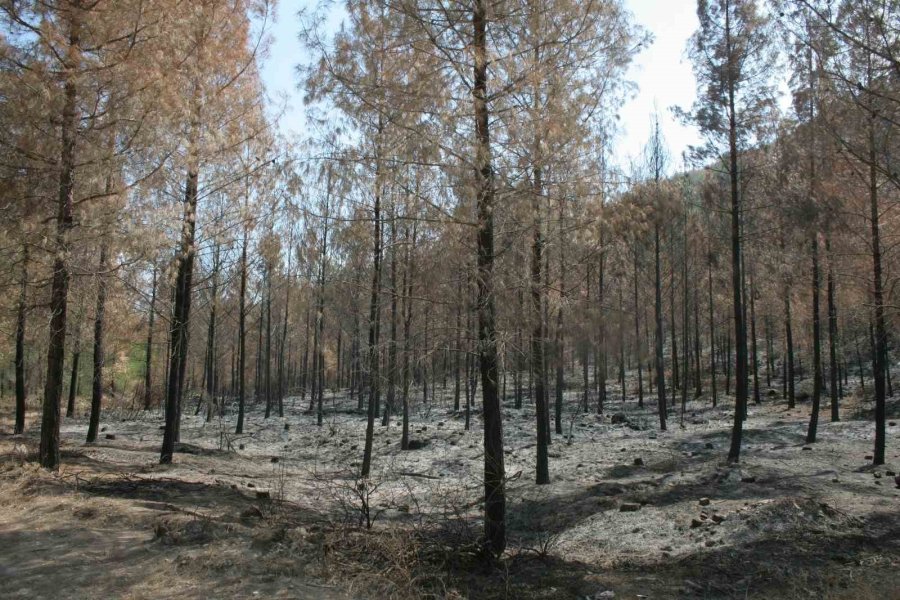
361,125 -> 384,478
473,0 -> 506,553
531,159 -> 549,485
39,8 -> 80,470
807,232 -> 823,443
826,234 -> 839,422
14,244 -> 28,434
143,265 -> 157,410
87,241 -> 109,443
654,223 -> 667,431
236,226 -> 248,434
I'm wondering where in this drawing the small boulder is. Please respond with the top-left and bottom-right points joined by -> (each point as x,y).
406,439 -> 429,450
619,503 -> 641,512
711,514 -> 726,524
633,457 -> 644,466
240,505 -> 263,519
690,518 -> 705,528
741,475 -> 757,483
699,497 -> 711,506
255,490 -> 271,500
105,433 -> 116,440
270,457 -> 279,464
704,442 -> 714,450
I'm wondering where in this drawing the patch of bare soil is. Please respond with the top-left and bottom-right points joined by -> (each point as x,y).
1,379 -> 898,599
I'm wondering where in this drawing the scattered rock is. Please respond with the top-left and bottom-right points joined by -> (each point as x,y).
73,507 -> 97,520
240,505 -> 263,519
100,426 -> 107,432
690,518 -> 705,528
619,503 -> 641,512
247,482 -> 255,488
103,433 -> 116,440
633,457 -> 644,466
802,446 -> 812,451
594,591 -> 615,599
874,472 -> 882,479
885,470 -> 896,477
711,514 -> 726,524
406,439 -> 429,450
699,497 -> 711,506
255,490 -> 271,500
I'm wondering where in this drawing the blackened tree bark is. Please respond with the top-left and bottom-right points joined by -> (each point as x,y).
236,225 -> 248,434
160,151 -> 200,464
401,224 -> 416,450
66,316 -> 82,418
87,241 -> 110,443
383,202 -> 397,427
707,245 -> 717,407
633,249 -> 644,408
654,222 -> 667,431
40,6 -> 81,470
472,0 -> 506,554
806,232 -> 823,443
143,265 -> 157,410
14,244 -> 28,434
531,156 -> 549,485
868,118 -> 887,465
361,123 -> 384,478
826,233 -> 839,422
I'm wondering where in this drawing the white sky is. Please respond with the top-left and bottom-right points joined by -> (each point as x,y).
260,0 -> 704,172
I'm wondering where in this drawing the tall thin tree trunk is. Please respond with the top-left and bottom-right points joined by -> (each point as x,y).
40,7 -> 80,470
654,223 -> 667,431
361,123 -> 384,478
826,234 -> 839,422
144,265 -> 157,410
14,244 -> 28,434
87,241 -> 109,443
66,319 -> 81,418
807,232 -> 823,443
531,154 -> 549,485
236,226 -> 248,434
707,245 -> 717,407
726,41 -> 748,462
160,122 -> 200,464
473,0 -> 506,553
632,252 -> 644,408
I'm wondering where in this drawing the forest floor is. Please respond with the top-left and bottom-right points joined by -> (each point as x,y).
1,377 -> 899,600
